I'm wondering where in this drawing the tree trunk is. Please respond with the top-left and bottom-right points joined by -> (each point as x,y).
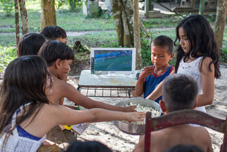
214,0 -> 227,54
199,0 -> 205,15
14,0 -> 20,48
111,0 -> 123,46
145,0 -> 149,18
134,0 -> 142,70
19,0 -> 28,34
41,0 -> 57,30
111,0 -> 134,47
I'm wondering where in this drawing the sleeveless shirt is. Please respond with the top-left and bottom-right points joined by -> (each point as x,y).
144,65 -> 174,103
177,57 -> 206,112
0,103 -> 46,152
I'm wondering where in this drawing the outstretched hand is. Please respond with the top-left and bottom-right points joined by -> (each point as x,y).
139,66 -> 154,80
124,112 -> 145,122
123,105 -> 137,112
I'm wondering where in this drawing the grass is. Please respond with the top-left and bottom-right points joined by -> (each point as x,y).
0,1 -> 116,33
0,0 -> 227,72
142,16 -> 181,28
0,46 -> 17,72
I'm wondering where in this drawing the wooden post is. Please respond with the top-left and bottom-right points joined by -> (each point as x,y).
41,0 -> 57,30
19,0 -> 29,34
215,0 -> 227,54
14,0 -> 20,47
145,0 -> 149,18
199,0 -> 205,15
134,0 -> 143,70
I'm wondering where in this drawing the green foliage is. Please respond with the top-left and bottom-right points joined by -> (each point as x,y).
0,46 -> 17,72
85,6 -> 109,19
142,15 -> 182,28
67,30 -> 118,48
0,0 -> 14,16
0,34 -> 16,47
57,0 -> 66,9
207,13 -> 216,22
71,0 -> 83,12
140,33 -> 152,66
98,8 -> 111,19
220,48 -> 227,63
57,0 -> 84,12
67,31 -> 118,60
72,40 -> 89,53
219,29 -> 227,62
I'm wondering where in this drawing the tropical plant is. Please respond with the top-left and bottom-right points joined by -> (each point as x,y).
0,0 -> 14,16
0,46 -> 17,72
57,0 -> 84,12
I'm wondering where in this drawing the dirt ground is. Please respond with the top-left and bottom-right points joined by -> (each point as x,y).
64,62 -> 227,152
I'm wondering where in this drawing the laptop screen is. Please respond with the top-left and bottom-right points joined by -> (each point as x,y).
90,48 -> 136,75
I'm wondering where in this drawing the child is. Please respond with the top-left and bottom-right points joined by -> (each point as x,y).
135,35 -> 174,103
17,33 -> 46,56
147,15 -> 221,112
40,26 -> 67,43
65,140 -> 112,152
38,40 -> 136,111
133,74 -> 213,152
0,56 -> 145,152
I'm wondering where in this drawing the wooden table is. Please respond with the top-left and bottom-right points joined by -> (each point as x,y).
77,70 -> 138,97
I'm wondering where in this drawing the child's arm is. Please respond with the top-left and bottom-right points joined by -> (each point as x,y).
133,135 -> 145,152
59,76 -> 68,105
146,69 -> 175,101
59,80 -> 136,112
196,57 -> 215,107
199,127 -> 213,152
146,80 -> 164,101
135,78 -> 145,97
51,105 -> 145,126
135,66 -> 154,96
41,139 -> 68,150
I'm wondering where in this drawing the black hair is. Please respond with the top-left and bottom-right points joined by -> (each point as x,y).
40,26 -> 67,40
162,74 -> 198,112
0,55 -> 51,148
152,35 -> 174,54
18,33 -> 46,56
65,141 -> 112,152
166,144 -> 204,152
38,40 -> 74,66
174,15 -> 220,78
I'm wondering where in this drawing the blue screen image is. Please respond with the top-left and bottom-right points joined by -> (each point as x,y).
94,50 -> 132,71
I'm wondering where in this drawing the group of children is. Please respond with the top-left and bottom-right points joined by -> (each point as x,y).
0,14 -> 220,152
134,14 -> 219,152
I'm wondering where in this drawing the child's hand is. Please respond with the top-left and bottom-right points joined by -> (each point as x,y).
139,66 -> 154,79
123,105 -> 137,112
124,112 -> 145,122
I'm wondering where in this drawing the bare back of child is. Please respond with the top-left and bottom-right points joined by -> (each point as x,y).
133,74 -> 212,152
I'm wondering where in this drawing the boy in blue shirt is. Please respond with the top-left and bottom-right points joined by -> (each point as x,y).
135,35 -> 174,103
